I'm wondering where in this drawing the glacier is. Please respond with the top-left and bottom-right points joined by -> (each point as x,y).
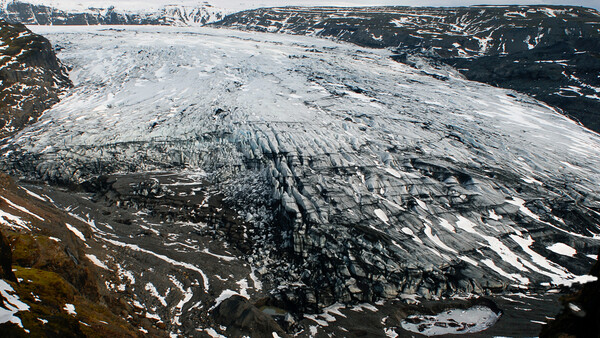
1,25 -> 600,334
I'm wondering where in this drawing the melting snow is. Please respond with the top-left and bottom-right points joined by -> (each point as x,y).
201,248 -> 236,262
210,289 -> 242,310
401,306 -> 500,336
145,282 -> 168,307
65,223 -> 86,242
0,196 -> 44,221
0,280 -> 30,328
547,243 -> 577,257
85,254 -> 110,270
0,209 -> 30,231
63,303 -> 77,316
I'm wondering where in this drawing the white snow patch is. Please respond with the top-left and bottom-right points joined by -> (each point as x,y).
0,279 -> 30,328
20,188 -> 47,202
236,278 -> 250,298
145,282 -> 168,307
415,198 -> 428,211
85,254 -> 110,270
0,197 -> 44,221
249,269 -> 263,291
459,256 -> 479,267
401,306 -> 500,336
488,210 -> 502,221
65,223 -> 86,242
210,289 -> 243,310
385,168 -> 403,179
384,327 -> 399,338
438,218 -> 456,232
481,259 -> 529,285
423,223 -> 457,253
201,248 -> 236,262
547,243 -> 577,257
204,328 -> 226,338
63,303 -> 77,316
401,227 -> 414,236
455,216 -> 478,234
511,235 -> 596,286
374,208 -> 389,223
0,209 -> 30,231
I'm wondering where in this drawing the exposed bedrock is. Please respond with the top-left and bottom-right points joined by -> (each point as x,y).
0,20 -> 71,137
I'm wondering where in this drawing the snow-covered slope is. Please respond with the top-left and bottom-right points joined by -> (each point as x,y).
214,5 -> 600,133
1,25 -> 599,334
0,1 -> 227,25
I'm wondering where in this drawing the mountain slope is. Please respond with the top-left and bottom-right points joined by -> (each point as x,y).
0,1 -> 225,26
0,20 -> 70,138
0,173 -> 142,336
213,5 -> 600,133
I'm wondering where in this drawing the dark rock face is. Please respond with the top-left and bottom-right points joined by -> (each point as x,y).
213,295 -> 287,337
0,20 -> 71,137
540,249 -> 600,338
0,230 -> 16,282
213,5 -> 600,133
0,1 -> 224,26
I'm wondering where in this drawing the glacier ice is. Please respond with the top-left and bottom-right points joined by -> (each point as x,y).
2,25 -> 600,307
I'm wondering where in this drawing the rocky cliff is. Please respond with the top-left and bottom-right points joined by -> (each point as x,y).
0,20 -> 70,138
540,248 -> 600,337
0,173 -> 142,336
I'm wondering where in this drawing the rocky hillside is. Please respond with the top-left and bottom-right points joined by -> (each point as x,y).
0,21 -> 135,336
0,173 -> 143,336
0,1 -> 225,26
0,20 -> 70,138
213,5 -> 600,133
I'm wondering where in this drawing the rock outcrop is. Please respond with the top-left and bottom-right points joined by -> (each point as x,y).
540,249 -> 600,338
0,173 -> 139,336
213,295 -> 287,337
0,20 -> 71,137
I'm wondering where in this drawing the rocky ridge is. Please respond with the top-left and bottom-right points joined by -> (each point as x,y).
0,20 -> 70,138
0,1 -> 225,26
